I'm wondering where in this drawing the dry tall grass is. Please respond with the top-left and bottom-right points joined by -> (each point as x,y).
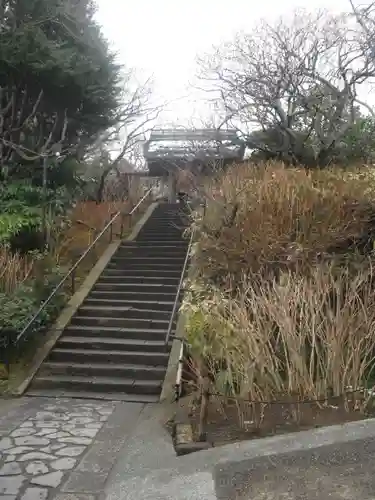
0,246 -> 33,294
1,196 -> 138,295
194,162 -> 375,282
185,161 -> 375,419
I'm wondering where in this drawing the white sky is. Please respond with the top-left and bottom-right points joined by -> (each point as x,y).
95,0 -> 352,124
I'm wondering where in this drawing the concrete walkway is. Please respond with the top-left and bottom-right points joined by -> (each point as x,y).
2,397 -> 375,499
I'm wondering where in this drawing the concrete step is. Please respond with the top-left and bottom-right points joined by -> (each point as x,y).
49,347 -> 170,366
138,227 -> 185,233
106,261 -> 184,271
136,235 -> 186,241
110,256 -> 186,264
93,282 -> 179,294
88,290 -> 178,302
25,389 -> 160,403
118,244 -> 188,251
131,240 -> 188,246
115,249 -> 188,258
70,316 -> 175,332
57,335 -> 170,352
97,275 -> 181,285
40,361 -> 167,380
83,298 -> 177,312
78,305 -> 172,320
102,268 -> 182,277
28,202 -> 187,401
30,375 -> 163,395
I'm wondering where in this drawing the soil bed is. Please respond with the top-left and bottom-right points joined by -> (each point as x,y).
179,392 -> 375,447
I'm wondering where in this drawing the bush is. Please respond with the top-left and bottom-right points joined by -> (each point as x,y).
193,162 -> 375,284
184,161 -> 375,413
0,259 -> 66,349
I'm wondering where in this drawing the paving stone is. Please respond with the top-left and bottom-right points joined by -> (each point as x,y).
34,429 -> 58,437
70,417 -> 94,425
97,408 -> 113,416
69,428 -> 98,438
40,444 -> 65,453
42,431 -> 70,439
31,470 -> 64,487
0,438 -> 13,451
51,457 -> 77,471
54,495 -> 97,500
99,416 -> 107,422
0,462 -> 22,476
25,462 -> 49,476
5,455 -> 16,462
20,422 -> 34,428
14,437 -> 50,447
34,412 -> 69,421
34,422 -> 60,428
0,496 -> 16,500
18,452 -> 55,462
68,413 -> 92,418
55,446 -> 86,457
6,447 -> 34,455
10,428 -> 36,438
20,487 -> 49,500
85,423 -> 102,429
58,437 -> 92,445
0,475 -> 26,494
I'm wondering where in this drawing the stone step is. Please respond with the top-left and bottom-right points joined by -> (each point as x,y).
92,282 -> 179,294
40,361 -> 167,380
49,347 -> 170,366
118,241 -> 188,252
78,305 -> 172,320
30,375 -> 163,395
136,235 -> 186,241
114,248 -> 188,258
25,389 -> 160,403
83,298 -> 177,311
57,335 -> 170,352
130,240 -> 188,246
88,290 -> 179,302
111,255 -> 185,268
70,316 -> 175,332
28,202 -> 187,401
106,261 -> 184,271
137,227 -> 185,233
102,268 -> 182,277
96,275 -> 181,285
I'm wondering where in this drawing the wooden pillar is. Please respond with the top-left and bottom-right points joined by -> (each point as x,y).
168,170 -> 177,203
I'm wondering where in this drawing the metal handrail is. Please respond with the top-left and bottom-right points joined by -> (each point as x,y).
14,187 -> 153,347
164,228 -> 194,345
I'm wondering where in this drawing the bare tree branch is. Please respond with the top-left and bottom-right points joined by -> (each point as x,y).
198,8 -> 375,166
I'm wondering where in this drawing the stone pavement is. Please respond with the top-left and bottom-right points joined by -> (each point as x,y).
4,397 -> 375,500
0,397 -> 145,500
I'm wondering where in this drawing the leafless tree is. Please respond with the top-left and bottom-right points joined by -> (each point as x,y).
88,76 -> 164,202
198,9 -> 375,167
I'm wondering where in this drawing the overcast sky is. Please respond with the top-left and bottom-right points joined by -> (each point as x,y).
95,0 -> 351,124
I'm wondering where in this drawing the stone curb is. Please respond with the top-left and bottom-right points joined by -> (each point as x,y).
11,202 -> 158,397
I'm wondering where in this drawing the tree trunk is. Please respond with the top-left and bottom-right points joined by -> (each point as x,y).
96,167 -> 111,203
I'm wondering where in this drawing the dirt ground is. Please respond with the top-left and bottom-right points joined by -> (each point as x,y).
178,392 -> 375,447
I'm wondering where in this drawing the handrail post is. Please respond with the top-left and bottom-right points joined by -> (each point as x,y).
120,212 -> 124,239
71,268 -> 76,295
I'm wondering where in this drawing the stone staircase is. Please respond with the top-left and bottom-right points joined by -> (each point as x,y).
28,203 -> 189,402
